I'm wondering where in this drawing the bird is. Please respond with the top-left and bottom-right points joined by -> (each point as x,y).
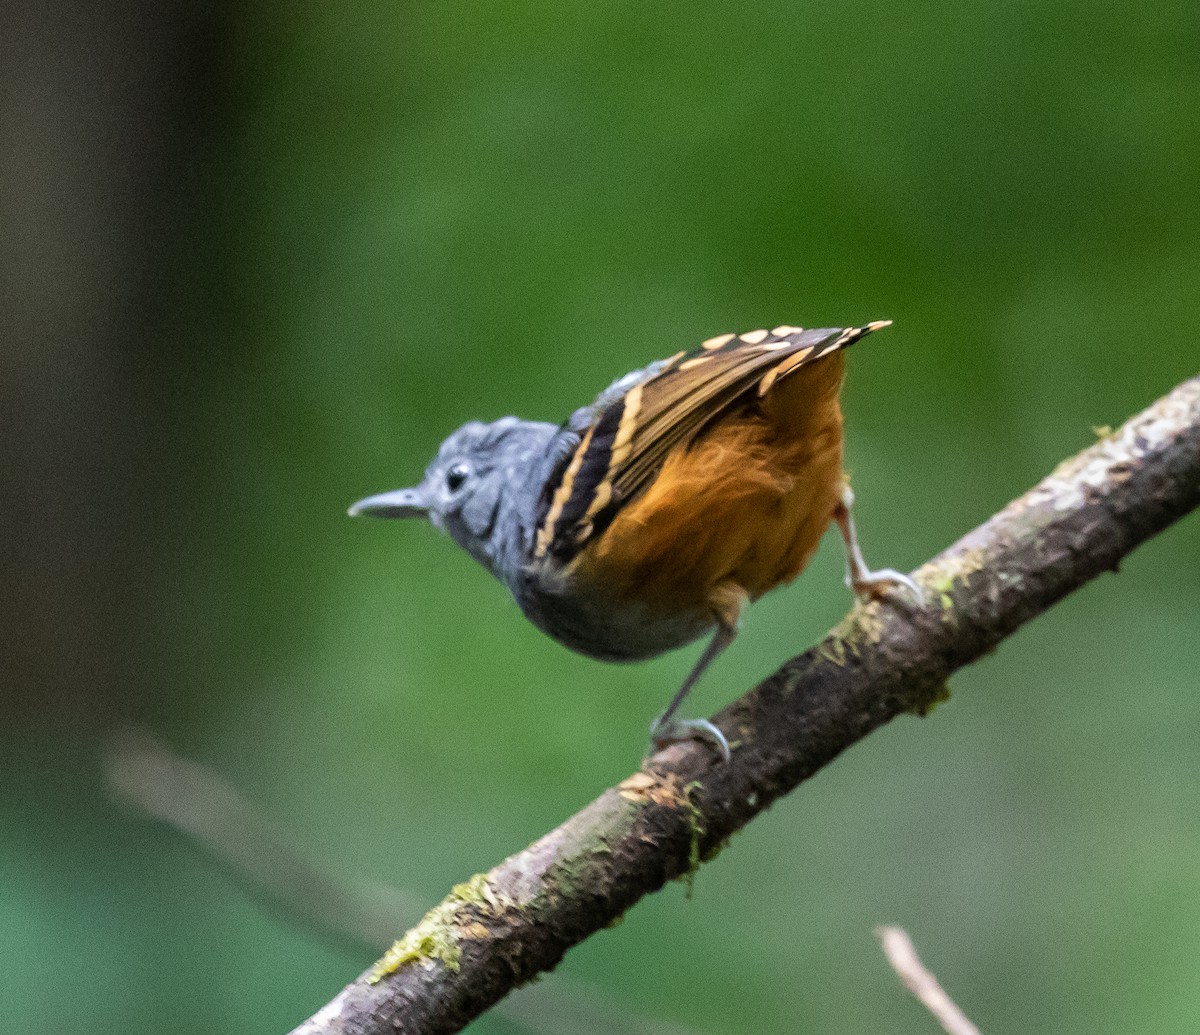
349,322 -> 919,762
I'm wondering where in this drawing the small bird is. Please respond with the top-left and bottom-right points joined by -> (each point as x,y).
350,323 -> 919,761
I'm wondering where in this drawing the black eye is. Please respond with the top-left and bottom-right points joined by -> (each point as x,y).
446,463 -> 469,492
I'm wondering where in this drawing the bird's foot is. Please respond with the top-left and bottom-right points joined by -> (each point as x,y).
649,715 -> 731,763
835,485 -> 924,606
846,567 -> 924,604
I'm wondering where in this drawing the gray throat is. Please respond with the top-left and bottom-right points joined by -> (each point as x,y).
462,421 -> 562,586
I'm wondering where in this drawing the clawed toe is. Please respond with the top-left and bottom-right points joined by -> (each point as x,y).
848,568 -> 924,604
649,716 -> 731,763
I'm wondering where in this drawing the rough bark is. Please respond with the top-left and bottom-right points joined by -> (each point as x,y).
292,374 -> 1200,1035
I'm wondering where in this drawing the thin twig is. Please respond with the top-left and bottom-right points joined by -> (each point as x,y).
291,375 -> 1200,1035
105,727 -> 421,950
876,927 -> 981,1035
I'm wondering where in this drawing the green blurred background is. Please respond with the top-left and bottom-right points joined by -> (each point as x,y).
4,1 -> 1198,1032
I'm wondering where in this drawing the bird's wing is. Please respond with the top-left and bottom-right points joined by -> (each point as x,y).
533,322 -> 889,563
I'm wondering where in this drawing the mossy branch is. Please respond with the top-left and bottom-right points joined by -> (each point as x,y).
291,375 -> 1200,1035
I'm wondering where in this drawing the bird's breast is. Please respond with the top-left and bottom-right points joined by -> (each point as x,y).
513,562 -> 714,662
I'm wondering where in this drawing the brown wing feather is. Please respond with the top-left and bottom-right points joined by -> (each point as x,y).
534,321 -> 889,563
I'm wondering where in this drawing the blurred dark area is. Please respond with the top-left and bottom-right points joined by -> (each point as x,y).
2,1 -> 1197,1033
2,1 -> 225,727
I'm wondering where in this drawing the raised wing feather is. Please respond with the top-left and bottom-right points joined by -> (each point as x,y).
533,322 -> 889,563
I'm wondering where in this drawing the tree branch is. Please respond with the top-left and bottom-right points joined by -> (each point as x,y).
292,375 -> 1200,1035
105,729 -> 712,1035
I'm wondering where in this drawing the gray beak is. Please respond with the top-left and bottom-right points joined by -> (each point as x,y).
347,487 -> 429,518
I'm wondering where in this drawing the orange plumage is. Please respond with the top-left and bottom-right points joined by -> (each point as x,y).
578,351 -> 846,620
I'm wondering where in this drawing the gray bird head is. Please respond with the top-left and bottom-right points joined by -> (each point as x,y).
349,416 -> 555,576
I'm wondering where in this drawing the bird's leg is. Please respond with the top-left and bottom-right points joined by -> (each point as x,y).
649,584 -> 747,763
834,485 -> 922,601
